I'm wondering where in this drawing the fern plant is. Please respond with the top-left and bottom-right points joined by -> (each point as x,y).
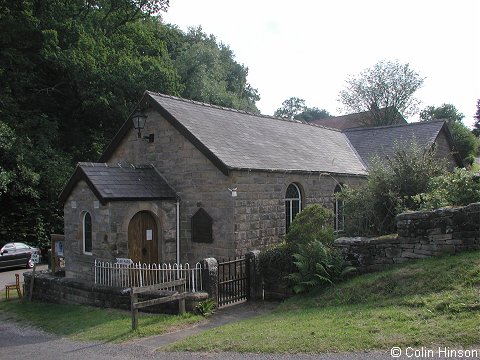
195,298 -> 216,317
287,240 -> 355,294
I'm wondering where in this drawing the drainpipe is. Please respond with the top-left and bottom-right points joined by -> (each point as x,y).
176,198 -> 180,266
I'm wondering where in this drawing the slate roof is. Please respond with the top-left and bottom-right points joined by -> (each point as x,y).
59,163 -> 177,204
101,91 -> 367,176
309,108 -> 406,130
343,120 -> 452,168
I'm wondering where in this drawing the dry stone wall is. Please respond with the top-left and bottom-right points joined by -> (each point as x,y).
334,202 -> 480,272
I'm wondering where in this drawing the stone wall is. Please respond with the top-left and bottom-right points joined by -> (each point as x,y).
334,202 -> 480,272
231,170 -> 364,255
23,271 -> 208,313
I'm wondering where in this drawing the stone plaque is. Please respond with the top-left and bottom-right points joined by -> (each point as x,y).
192,208 -> 213,243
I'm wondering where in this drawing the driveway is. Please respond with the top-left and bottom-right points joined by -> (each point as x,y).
0,264 -> 48,291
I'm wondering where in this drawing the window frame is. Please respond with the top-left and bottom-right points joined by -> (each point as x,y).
83,212 -> 93,255
334,184 -> 345,233
285,183 -> 302,231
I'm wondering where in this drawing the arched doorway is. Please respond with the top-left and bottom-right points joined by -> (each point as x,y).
128,211 -> 159,264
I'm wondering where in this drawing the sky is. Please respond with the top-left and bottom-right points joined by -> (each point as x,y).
163,0 -> 479,128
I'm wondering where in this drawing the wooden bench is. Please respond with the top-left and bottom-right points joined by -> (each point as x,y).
130,278 -> 186,330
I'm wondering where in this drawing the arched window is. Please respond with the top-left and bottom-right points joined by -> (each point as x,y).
285,183 -> 302,231
334,185 -> 344,232
83,212 -> 92,254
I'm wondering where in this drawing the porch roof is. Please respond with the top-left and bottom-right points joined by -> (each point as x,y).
59,163 -> 177,205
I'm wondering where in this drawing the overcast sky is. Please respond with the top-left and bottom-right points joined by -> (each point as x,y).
163,0 -> 479,128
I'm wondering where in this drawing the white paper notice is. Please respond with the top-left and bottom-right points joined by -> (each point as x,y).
146,229 -> 153,241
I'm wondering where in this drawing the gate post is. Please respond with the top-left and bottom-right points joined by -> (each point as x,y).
246,250 -> 261,301
202,257 -> 218,306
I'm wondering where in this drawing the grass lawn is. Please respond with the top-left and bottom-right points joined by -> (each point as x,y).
166,250 -> 480,353
0,297 -> 203,343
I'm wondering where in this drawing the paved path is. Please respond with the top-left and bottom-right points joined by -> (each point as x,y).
134,300 -> 279,349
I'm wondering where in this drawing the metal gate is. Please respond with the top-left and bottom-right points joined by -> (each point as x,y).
217,256 -> 249,308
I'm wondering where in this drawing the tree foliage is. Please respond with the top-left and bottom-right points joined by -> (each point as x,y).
339,60 -> 424,126
274,97 -> 306,119
174,27 -> 260,112
448,121 -> 479,165
295,107 -> 331,122
420,103 -> 464,122
0,1 -> 260,247
274,97 -> 330,121
473,100 -> 480,137
420,103 -> 478,165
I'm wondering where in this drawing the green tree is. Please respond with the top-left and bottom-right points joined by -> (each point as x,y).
173,26 -> 260,113
339,60 -> 424,126
419,103 -> 478,165
275,97 -> 331,121
420,103 -> 464,122
473,100 -> 480,137
295,107 -> 331,122
448,121 -> 479,165
274,97 -> 306,119
0,1 -> 261,247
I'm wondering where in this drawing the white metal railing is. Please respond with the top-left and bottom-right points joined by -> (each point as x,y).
94,260 -> 203,292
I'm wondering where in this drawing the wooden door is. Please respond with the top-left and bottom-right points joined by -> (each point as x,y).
128,211 -> 159,264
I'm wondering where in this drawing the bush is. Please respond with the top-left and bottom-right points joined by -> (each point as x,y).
285,204 -> 334,246
260,204 -> 340,295
448,121 -> 479,165
287,240 -> 355,294
414,168 -> 480,209
259,241 -> 296,280
341,141 -> 448,236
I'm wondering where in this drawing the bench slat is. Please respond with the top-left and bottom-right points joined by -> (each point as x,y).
131,279 -> 186,294
133,293 -> 186,309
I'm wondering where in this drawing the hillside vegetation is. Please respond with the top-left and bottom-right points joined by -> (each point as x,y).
168,251 -> 480,353
1,1 -> 259,248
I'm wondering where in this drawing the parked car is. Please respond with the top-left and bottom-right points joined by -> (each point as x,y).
0,242 -> 40,270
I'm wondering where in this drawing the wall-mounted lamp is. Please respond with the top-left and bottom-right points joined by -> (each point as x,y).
228,188 -> 238,197
131,110 -> 154,143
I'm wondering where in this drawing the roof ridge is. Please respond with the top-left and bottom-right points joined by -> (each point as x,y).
342,119 -> 446,133
145,91 -> 342,131
78,162 -> 155,170
78,162 -> 107,167
327,106 -> 396,119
